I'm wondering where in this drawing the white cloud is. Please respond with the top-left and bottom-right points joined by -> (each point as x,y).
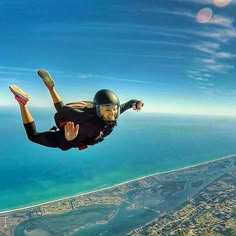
197,58 -> 216,64
197,81 -> 214,87
186,70 -> 202,76
206,83 -> 214,86
164,8 -> 195,19
187,74 -> 194,78
186,0 -> 214,4
179,0 -> 236,5
215,51 -> 236,58
193,77 -> 209,81
0,66 -> 37,84
73,73 -> 148,84
210,15 -> 234,27
0,66 -> 150,85
192,42 -> 220,54
157,7 -> 234,28
192,43 -> 235,59
141,7 -> 195,19
0,66 -> 36,72
0,78 -> 21,83
205,63 -> 234,72
202,73 -> 213,77
195,28 -> 236,42
118,39 -> 187,47
214,88 -> 236,96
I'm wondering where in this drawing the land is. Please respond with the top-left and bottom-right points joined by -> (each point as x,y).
128,164 -> 236,236
0,155 -> 235,236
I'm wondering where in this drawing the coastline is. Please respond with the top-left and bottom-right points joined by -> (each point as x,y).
1,153 -> 235,215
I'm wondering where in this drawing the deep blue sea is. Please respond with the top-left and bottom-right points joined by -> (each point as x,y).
1,107 -> 236,211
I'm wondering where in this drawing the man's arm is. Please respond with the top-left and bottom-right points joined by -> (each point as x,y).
120,99 -> 144,115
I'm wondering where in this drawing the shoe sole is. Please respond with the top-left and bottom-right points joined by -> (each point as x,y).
38,69 -> 55,87
9,85 -> 30,101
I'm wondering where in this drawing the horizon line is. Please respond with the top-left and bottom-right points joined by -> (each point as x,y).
2,104 -> 236,118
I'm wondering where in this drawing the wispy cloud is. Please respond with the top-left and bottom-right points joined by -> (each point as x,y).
205,63 -> 234,72
191,42 -> 235,63
215,51 -> 236,58
179,0 -> 236,5
191,41 -> 220,54
161,6 -> 236,47
196,54 -> 235,63
198,87 -> 236,99
0,66 -> 36,73
199,86 -> 208,89
207,83 -> 214,86
215,88 -> 236,96
1,78 -> 22,84
118,39 -> 188,49
72,73 -> 149,84
145,7 -> 234,28
0,66 -> 151,84
197,82 -> 214,89
186,70 -> 202,75
144,8 -> 195,19
36,22 -> 192,41
0,66 -> 37,84
197,58 -> 216,64
193,77 -> 209,81
186,70 -> 210,82
210,15 -> 234,27
179,0 -> 212,4
202,73 -> 213,78
195,28 -> 236,42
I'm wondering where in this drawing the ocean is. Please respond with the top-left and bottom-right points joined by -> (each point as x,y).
1,107 -> 236,211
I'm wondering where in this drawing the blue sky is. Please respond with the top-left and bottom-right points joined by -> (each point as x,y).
1,0 -> 236,115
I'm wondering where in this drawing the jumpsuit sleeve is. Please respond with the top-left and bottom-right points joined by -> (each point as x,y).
120,99 -> 139,115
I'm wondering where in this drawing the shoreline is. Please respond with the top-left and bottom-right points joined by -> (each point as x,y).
1,154 -> 235,215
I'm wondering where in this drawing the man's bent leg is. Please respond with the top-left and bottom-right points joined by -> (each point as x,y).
9,85 -> 33,124
38,69 -> 64,112
19,103 -> 34,124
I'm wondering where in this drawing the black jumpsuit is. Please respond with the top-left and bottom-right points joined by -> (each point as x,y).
24,99 -> 138,151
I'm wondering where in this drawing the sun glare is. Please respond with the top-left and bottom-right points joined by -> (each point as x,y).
213,0 -> 232,7
196,8 -> 213,23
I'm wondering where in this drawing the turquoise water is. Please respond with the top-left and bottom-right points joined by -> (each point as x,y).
1,108 -> 236,211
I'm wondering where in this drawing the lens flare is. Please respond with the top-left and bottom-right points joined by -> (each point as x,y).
196,8 -> 213,23
213,0 -> 232,7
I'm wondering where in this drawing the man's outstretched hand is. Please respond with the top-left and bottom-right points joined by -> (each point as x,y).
64,122 -> 79,141
136,100 -> 144,111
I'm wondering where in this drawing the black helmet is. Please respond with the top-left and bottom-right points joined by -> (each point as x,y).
93,89 -> 120,119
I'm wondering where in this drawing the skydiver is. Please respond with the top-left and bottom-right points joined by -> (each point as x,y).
9,70 -> 144,151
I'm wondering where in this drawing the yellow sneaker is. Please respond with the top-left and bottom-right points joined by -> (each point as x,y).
38,69 -> 55,88
9,85 -> 30,105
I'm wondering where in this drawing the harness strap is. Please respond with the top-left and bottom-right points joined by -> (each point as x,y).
60,121 -> 68,127
78,145 -> 88,150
